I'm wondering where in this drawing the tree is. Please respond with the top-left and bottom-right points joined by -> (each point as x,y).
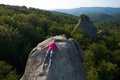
0,25 -> 23,58
0,61 -> 19,80
98,60 -> 118,80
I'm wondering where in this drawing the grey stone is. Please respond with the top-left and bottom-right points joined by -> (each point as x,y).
20,35 -> 87,80
73,15 -> 97,40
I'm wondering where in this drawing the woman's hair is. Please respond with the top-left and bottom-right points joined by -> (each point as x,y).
51,39 -> 56,42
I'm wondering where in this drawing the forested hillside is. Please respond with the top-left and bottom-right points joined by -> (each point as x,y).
53,7 -> 120,16
53,7 -> 120,22
87,13 -> 118,22
0,4 -> 120,80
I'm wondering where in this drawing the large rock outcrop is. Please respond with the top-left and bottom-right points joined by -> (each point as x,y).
20,35 -> 87,80
73,15 -> 97,40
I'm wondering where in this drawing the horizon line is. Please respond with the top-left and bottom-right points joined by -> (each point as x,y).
0,3 -> 120,10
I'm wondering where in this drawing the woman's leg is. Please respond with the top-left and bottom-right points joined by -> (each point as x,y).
48,50 -> 54,68
43,50 -> 50,66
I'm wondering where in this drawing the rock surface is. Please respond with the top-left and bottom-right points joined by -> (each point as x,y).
20,35 -> 87,80
73,15 -> 97,40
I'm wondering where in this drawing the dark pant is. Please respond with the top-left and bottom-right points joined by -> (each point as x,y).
43,50 -> 54,65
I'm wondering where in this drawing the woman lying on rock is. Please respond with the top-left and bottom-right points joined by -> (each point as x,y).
41,39 -> 62,68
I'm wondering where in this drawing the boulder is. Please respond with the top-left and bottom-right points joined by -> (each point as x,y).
97,29 -> 111,36
73,15 -> 97,40
20,35 -> 87,80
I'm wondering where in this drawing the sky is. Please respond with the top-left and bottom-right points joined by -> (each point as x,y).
0,0 -> 120,10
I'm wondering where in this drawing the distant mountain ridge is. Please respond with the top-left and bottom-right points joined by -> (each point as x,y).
52,7 -> 120,22
53,7 -> 120,16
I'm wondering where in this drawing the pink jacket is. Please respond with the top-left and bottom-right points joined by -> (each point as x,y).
48,42 -> 56,50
